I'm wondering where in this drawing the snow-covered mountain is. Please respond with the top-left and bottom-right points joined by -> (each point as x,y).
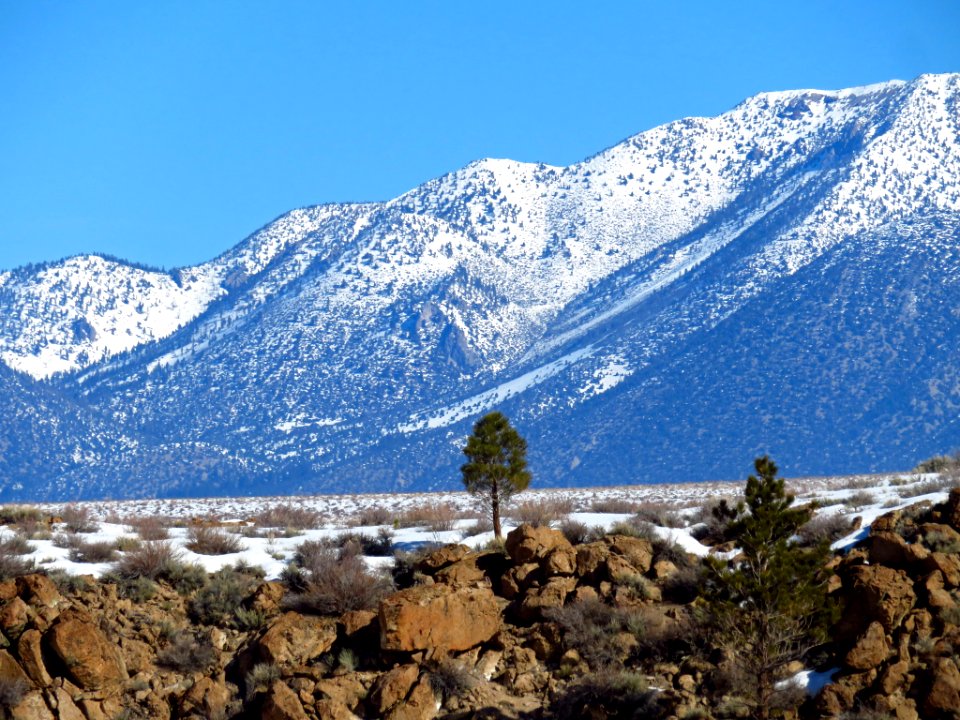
2,73 -> 959,501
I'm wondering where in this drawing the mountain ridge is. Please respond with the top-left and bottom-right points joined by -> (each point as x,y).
1,73 -> 958,501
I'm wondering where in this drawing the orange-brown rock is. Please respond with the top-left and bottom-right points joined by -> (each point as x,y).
340,609 -> 377,638
500,563 -> 538,600
840,565 -> 916,637
575,542 -> 611,579
15,575 -> 60,609
385,675 -> 437,720
923,571 -> 956,613
247,581 -> 286,614
518,576 -> 577,621
922,551 -> 960,588
315,698 -> 362,720
0,580 -> 16,601
878,660 -> 911,695
541,546 -> 577,577
17,629 -> 51,687
313,673 -> 368,710
868,531 -> 929,568
924,657 -> 960,715
50,686 -> 86,720
257,612 -> 338,668
0,597 -> 31,638
415,544 -> 471,574
0,648 -> 31,687
434,551 -> 509,589
47,619 -> 127,691
652,560 -> 678,580
369,664 -> 419,715
870,510 -> 901,533
180,676 -> 230,718
505,525 -> 572,564
379,585 -> 500,652
605,535 -> 654,573
263,680 -> 309,720
8,691 -> 54,720
845,621 -> 890,670
941,487 -> 960,530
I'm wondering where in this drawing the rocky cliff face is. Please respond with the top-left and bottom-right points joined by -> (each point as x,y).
2,74 -> 959,500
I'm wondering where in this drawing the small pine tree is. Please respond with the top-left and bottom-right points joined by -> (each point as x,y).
461,411 -> 531,540
704,456 -> 834,719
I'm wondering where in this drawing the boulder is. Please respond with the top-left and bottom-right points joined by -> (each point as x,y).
839,565 -> 916,637
575,542 -> 611,579
380,585 -> 500,652
369,664 -> 419,714
941,487 -> 960,531
50,686 -> 86,720
415,545 -> 471,574
313,673 -> 369,710
868,531 -> 929,568
500,563 -> 538,600
434,551 -> 509,588
505,525 -> 572,564
541,546 -> 577,577
15,576 -> 60,609
922,551 -> 960,588
385,675 -> 438,720
180,676 -> 230,718
8,691 -> 54,720
878,660 -> 911,695
340,609 -> 377,638
247,582 -> 286,615
47,619 -> 127,691
17,630 -> 51,687
0,598 -> 31,638
518,576 -> 577,621
263,680 -> 309,720
924,657 -> 960,715
0,648 -> 31,688
315,698 -> 362,720
845,621 -> 890,671
604,536 -> 654,573
257,612 -> 338,667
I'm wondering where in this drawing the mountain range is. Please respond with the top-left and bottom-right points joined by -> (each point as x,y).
1,72 -> 959,501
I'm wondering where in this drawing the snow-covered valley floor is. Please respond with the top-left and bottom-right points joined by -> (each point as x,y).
2,470 -> 954,583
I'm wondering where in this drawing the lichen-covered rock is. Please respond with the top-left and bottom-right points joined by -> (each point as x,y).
17,629 -> 51,687
15,575 -> 60,609
385,675 -> 438,720
380,585 -> 500,652
262,680 -> 309,720
845,621 -> 890,670
604,535 -> 654,573
415,544 -> 471,574
924,657 -> 960,715
369,664 -> 419,715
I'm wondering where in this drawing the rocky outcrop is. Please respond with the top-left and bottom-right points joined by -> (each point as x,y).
379,585 -> 501,652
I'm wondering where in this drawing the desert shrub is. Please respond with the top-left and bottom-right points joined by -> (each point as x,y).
327,529 -> 394,557
461,516 -> 494,538
162,561 -> 208,595
0,505 -> 45,527
0,676 -> 30,708
232,558 -> 266,579
650,537 -> 692,568
924,529 -> 960,554
186,526 -> 243,555
45,569 -> 92,594
189,569 -> 257,626
127,516 -> 170,541
0,544 -> 35,581
550,669 -> 662,720
394,503 -> 459,532
235,606 -> 270,631
844,491 -> 876,511
61,504 -> 98,533
355,506 -> 392,526
252,504 -> 319,530
391,547 -> 435,589
104,574 -> 158,602
589,497 -> 640,514
114,541 -> 181,580
559,517 -> 590,545
0,534 -> 33,556
509,497 -> 574,527
545,599 -> 642,669
635,502 -> 684,528
245,663 -> 281,700
287,543 -> 393,614
427,658 -> 479,703
156,632 -> 217,673
69,539 -> 118,563
661,565 -> 703,604
798,513 -> 852,546
900,475 -> 958,497
914,453 -> 960,474
608,517 -> 657,540
114,536 -> 142,552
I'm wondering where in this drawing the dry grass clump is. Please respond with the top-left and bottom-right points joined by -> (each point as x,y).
589,497 -> 640,514
126,516 -> 171,541
0,505 -> 45,527
551,669 -> 661,719
113,541 -> 182,580
0,544 -> 36,581
509,497 -> 574,527
899,475 -> 957,498
0,534 -> 33,556
186,526 -> 244,555
426,658 -> 480,703
843,490 -> 877,511
545,598 -> 644,669
558,517 -> 591,545
60,504 -> 98,533
156,632 -> 218,673
634,502 -> 685,528
355,506 -> 393,526
252,504 -> 320,530
394,502 -> 460,532
285,542 -> 393,615
797,513 -> 853,546
68,539 -> 119,563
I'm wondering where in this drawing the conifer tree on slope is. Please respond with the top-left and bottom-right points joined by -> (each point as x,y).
704,455 -> 835,719
461,411 -> 531,540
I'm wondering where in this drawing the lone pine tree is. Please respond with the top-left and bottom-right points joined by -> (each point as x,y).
461,411 -> 531,540
704,455 -> 835,719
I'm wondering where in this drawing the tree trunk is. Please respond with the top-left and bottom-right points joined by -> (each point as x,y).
492,481 -> 502,539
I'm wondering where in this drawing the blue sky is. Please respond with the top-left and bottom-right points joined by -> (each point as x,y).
1,1 -> 958,271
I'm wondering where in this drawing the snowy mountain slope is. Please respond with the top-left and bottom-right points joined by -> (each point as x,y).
1,73 -> 959,500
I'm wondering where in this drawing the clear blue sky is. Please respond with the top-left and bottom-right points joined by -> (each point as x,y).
1,1 -> 958,271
